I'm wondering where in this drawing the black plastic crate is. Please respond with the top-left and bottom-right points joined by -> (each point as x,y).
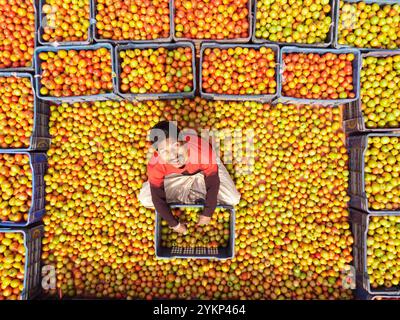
0,1 -> 38,72
278,46 -> 361,105
172,0 -> 252,45
155,204 -> 235,260
0,152 -> 47,227
115,42 -> 196,101
334,0 -> 400,51
34,43 -> 120,103
0,72 -> 50,152
350,208 -> 400,296
343,50 -> 400,133
199,42 -> 279,102
348,133 -> 400,214
92,0 -> 173,44
37,0 -> 94,46
343,100 -> 400,134
0,224 -> 44,299
252,0 -> 336,47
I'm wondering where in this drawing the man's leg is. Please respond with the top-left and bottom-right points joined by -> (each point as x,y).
187,174 -> 207,204
163,174 -> 196,205
215,161 -> 241,206
138,174 -> 197,208
138,181 -> 154,208
187,162 -> 241,206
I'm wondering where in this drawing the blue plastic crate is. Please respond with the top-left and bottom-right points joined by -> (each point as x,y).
0,224 -> 44,300
34,43 -> 121,103
92,0 -> 173,44
348,133 -> 400,214
0,0 -> 38,72
0,72 -> 50,152
252,0 -> 336,48
334,0 -> 400,51
350,208 -> 400,296
199,42 -> 280,102
155,204 -> 235,260
115,42 -> 196,101
0,152 -> 47,227
343,50 -> 400,133
277,46 -> 361,105
172,0 -> 252,44
37,0 -> 94,46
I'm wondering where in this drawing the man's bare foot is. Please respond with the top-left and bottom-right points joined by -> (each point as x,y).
197,215 -> 211,226
172,223 -> 188,234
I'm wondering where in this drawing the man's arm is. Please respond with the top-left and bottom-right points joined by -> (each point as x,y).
202,171 -> 220,217
150,184 -> 179,227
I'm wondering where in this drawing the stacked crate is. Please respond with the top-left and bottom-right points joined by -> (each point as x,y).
0,75 -> 47,300
340,0 -> 400,299
0,1 -> 48,300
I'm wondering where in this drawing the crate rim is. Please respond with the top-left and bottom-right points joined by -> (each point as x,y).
370,295 -> 400,300
198,42 -> 280,102
114,41 -> 197,101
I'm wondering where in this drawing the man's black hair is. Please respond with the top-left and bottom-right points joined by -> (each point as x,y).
149,121 -> 181,150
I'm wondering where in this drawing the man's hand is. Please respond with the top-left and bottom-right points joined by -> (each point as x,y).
197,215 -> 211,226
171,222 -> 188,234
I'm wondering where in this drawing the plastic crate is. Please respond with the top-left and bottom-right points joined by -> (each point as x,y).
0,224 -> 44,300
172,0 -> 252,45
334,0 -> 400,51
350,208 -> 400,296
34,43 -> 121,103
0,72 -> 50,152
0,152 -> 47,227
92,0 -> 173,44
343,50 -> 400,133
277,46 -> 361,105
155,204 -> 235,260
348,133 -> 400,214
199,42 -> 280,102
115,42 -> 196,101
37,0 -> 94,46
0,0 -> 38,72
344,101 -> 400,134
356,289 -> 400,300
252,0 -> 336,48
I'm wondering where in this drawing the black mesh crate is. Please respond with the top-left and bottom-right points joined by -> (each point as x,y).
350,208 -> 400,296
155,204 -> 235,260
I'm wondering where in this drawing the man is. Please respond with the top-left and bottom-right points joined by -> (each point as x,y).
138,121 -> 240,234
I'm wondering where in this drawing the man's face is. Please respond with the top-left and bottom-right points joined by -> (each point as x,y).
156,138 -> 187,168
